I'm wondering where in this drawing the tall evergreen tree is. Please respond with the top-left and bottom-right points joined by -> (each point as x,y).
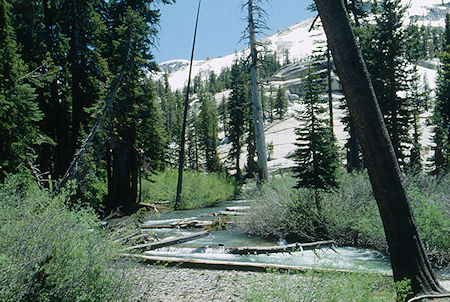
275,85 -> 288,119
360,0 -> 412,167
407,68 -> 430,171
136,79 -> 167,172
198,91 -> 220,172
0,0 -> 42,179
293,61 -> 340,211
105,0 -> 172,213
227,60 -> 248,181
432,13 -> 450,175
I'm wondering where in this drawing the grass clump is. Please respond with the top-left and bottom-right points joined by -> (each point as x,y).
0,173 -> 131,302
141,169 -> 237,209
244,270 -> 396,302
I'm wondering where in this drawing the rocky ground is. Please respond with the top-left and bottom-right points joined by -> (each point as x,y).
121,262 -> 450,302
126,263 -> 270,302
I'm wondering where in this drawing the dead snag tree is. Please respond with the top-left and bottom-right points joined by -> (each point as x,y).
246,0 -> 268,182
313,0 -> 448,300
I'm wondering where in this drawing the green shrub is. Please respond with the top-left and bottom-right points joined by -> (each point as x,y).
0,174 -> 131,302
238,172 -> 450,264
141,169 -> 237,209
236,176 -> 321,241
244,270 -> 396,301
322,172 -> 386,249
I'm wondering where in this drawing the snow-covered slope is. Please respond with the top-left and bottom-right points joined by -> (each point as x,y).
157,0 -> 448,90
157,17 -> 320,90
160,0 -> 447,172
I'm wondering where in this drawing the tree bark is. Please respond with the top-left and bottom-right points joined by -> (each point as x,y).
347,119 -> 361,172
326,43 -> 334,131
248,0 -> 269,182
314,0 -> 447,299
109,127 -> 138,214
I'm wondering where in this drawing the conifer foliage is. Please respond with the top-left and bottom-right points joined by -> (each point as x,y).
227,60 -> 249,181
360,0 -> 412,166
0,0 -> 42,179
432,13 -> 450,175
293,61 -> 340,210
198,91 -> 221,172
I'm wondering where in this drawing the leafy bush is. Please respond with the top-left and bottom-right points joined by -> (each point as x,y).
244,270 -> 395,301
238,172 -> 450,265
0,173 -> 131,302
236,176 -> 321,241
141,169 -> 237,209
321,172 -> 386,249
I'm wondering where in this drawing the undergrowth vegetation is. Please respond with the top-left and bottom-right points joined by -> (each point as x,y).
244,270 -> 396,302
141,169 -> 237,209
237,171 -> 450,266
0,173 -> 132,302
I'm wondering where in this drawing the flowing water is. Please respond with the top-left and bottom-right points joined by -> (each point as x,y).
144,200 -> 449,278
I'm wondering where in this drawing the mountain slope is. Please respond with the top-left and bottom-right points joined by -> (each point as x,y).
157,0 -> 449,90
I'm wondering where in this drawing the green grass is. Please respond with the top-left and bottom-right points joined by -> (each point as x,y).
141,169 -> 237,209
244,270 -> 396,302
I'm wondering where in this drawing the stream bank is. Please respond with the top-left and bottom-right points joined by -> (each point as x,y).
125,263 -> 450,302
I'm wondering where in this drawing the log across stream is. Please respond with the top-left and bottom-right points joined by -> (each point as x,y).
136,200 -> 450,278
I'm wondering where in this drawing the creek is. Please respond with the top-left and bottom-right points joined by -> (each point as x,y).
143,200 -> 449,278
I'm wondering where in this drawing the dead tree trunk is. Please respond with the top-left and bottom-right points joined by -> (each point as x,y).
248,0 -> 268,182
326,43 -> 334,131
314,0 -> 447,299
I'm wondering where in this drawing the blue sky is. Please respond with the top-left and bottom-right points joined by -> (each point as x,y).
154,0 -> 315,63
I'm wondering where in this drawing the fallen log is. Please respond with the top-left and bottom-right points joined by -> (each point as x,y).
120,253 -> 391,276
138,203 -> 159,212
225,206 -> 250,212
112,230 -> 140,244
218,211 -> 248,216
124,231 -> 209,251
140,220 -> 214,229
140,224 -> 173,229
226,240 -> 335,255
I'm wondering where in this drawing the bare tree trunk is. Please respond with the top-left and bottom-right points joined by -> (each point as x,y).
326,43 -> 334,131
248,0 -> 268,182
314,0 -> 447,299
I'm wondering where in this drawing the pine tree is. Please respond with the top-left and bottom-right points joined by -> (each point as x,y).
267,84 -> 275,122
407,67 -> 430,171
275,86 -> 288,119
432,13 -> 450,175
227,60 -> 248,181
0,0 -> 42,179
105,0 -> 171,213
218,95 -> 228,136
198,91 -> 220,172
360,0 -> 412,167
293,61 -> 340,211
136,79 -> 167,172
186,111 -> 199,171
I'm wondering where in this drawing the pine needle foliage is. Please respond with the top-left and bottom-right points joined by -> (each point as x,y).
431,13 -> 450,175
293,61 -> 340,208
